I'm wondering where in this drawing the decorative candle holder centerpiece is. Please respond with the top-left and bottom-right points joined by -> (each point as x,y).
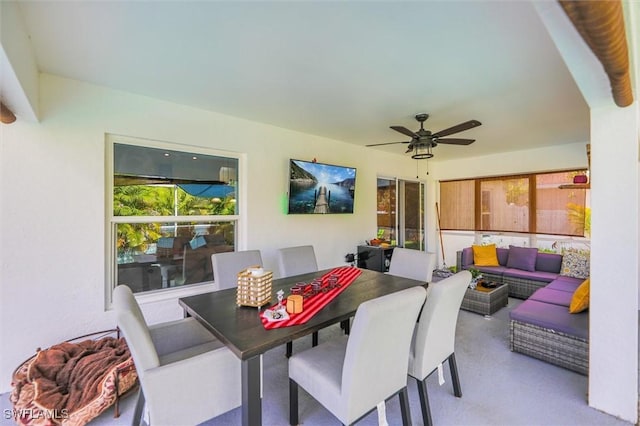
236,266 -> 273,307
259,267 -> 362,328
286,293 -> 303,314
289,274 -> 341,300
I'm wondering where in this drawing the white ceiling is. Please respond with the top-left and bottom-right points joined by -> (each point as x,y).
10,0 -> 590,160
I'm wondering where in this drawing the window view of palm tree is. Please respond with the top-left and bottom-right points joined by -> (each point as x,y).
109,141 -> 240,293
114,185 -> 236,258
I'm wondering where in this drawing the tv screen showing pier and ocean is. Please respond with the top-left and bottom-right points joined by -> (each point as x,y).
287,159 -> 356,214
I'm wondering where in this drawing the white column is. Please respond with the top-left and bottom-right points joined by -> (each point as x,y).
589,103 -> 639,422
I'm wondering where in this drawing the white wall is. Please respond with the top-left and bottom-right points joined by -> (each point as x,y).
0,74 -> 425,393
0,1 -> 39,121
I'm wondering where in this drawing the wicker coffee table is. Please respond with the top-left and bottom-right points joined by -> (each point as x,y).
461,281 -> 509,316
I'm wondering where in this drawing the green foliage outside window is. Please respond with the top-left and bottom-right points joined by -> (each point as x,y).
114,185 -> 236,253
503,178 -> 528,206
567,203 -> 591,238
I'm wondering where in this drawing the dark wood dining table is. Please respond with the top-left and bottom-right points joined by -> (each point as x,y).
178,267 -> 427,426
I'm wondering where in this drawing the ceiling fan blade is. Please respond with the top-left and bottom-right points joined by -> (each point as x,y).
431,120 -> 481,138
435,138 -> 475,145
366,141 -> 411,147
390,125 -> 418,138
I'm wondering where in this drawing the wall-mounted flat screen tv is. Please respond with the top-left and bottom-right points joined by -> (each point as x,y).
287,159 -> 356,214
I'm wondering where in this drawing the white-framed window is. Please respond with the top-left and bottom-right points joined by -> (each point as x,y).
105,135 -> 243,302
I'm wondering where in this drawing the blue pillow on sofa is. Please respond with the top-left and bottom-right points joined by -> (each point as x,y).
506,245 -> 538,272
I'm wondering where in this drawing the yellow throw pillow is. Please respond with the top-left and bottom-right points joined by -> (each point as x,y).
569,278 -> 590,313
472,244 -> 499,267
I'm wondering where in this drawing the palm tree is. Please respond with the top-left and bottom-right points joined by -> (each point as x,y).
114,184 -> 237,254
567,203 -> 591,237
114,185 -> 172,253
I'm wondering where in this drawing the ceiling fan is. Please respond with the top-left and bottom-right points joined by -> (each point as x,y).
367,113 -> 482,159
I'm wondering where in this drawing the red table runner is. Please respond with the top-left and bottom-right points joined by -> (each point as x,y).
260,266 -> 362,329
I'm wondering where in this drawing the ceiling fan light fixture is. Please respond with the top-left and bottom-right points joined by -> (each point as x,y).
411,145 -> 433,160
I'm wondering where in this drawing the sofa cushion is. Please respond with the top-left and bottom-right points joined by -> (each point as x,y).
472,244 -> 499,266
503,268 -> 559,283
528,288 -> 573,307
474,265 -> 507,276
535,252 -> 563,274
496,248 -> 509,266
506,245 -> 538,271
546,276 -> 583,293
509,299 -> 588,340
560,249 -> 590,279
569,278 -> 590,313
461,247 -> 474,268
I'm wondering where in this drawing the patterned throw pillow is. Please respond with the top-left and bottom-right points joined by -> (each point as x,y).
560,249 -> 590,279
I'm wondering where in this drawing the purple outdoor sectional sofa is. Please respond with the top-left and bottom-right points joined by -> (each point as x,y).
457,245 -> 589,375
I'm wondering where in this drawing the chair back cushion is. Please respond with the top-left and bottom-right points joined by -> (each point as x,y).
211,250 -> 263,290
408,270 -> 471,380
277,245 -> 318,277
341,285 -> 427,422
387,248 -> 436,283
113,285 -> 160,377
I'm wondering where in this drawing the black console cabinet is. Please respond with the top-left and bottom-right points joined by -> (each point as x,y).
357,245 -> 395,272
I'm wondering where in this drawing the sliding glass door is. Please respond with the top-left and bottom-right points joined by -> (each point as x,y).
401,180 -> 425,250
377,177 -> 424,250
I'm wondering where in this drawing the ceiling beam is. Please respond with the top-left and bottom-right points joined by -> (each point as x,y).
0,101 -> 16,124
559,0 -> 633,107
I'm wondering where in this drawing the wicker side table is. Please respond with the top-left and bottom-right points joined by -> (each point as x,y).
461,282 -> 509,316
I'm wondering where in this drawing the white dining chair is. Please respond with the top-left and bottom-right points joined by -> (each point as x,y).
277,245 -> 320,357
113,285 -> 242,426
388,247 -> 437,283
408,270 -> 471,426
289,285 -> 427,426
211,249 -> 263,290
277,245 -> 318,277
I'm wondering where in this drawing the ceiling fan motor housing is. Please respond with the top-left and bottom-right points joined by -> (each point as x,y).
415,113 -> 429,122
